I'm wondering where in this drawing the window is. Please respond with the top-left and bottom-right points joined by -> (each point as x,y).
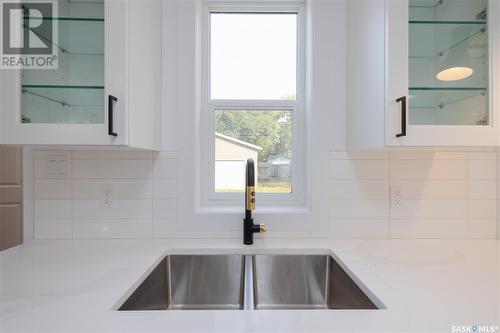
210,12 -> 297,100
202,3 -> 305,207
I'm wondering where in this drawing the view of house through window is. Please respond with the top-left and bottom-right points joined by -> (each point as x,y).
210,11 -> 298,194
215,110 -> 293,193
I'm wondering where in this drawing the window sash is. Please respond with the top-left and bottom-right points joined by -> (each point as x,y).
207,103 -> 300,204
201,2 -> 306,208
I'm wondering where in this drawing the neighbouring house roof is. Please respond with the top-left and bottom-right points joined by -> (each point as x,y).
215,132 -> 263,151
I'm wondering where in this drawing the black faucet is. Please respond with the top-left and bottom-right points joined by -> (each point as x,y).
243,158 -> 265,245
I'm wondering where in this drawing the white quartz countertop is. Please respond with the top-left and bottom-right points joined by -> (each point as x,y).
1,238 -> 499,333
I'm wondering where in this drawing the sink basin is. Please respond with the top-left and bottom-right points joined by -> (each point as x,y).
118,253 -> 381,311
252,255 -> 379,310
119,255 -> 245,310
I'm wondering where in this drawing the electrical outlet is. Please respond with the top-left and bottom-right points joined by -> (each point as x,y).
100,184 -> 113,208
391,185 -> 402,207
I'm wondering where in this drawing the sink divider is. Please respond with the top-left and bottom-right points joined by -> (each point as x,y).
243,255 -> 254,310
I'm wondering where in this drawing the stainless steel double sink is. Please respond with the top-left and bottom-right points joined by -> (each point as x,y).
118,254 -> 381,311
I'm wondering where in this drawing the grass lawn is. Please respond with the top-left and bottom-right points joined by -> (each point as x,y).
257,180 -> 291,193
217,180 -> 291,193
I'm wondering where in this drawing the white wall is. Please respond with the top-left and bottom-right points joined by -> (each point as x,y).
27,0 -> 498,240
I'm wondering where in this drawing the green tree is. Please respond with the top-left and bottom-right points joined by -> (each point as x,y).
215,110 -> 292,161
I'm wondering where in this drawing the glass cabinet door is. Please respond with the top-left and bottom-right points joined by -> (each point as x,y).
20,0 -> 104,124
409,0 -> 488,126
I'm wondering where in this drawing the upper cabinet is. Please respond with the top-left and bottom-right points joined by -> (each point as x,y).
0,0 -> 161,150
347,0 -> 500,149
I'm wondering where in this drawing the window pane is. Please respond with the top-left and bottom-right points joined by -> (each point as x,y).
215,110 -> 292,193
211,13 -> 297,100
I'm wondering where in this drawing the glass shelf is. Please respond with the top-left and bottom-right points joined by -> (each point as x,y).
410,20 -> 486,25
21,85 -> 104,124
409,87 -> 487,109
409,88 -> 488,126
21,85 -> 104,107
25,16 -> 104,22
409,21 -> 486,58
24,16 -> 104,55
409,0 -> 442,8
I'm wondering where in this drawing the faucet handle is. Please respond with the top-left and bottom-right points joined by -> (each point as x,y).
246,186 -> 256,211
259,224 -> 266,233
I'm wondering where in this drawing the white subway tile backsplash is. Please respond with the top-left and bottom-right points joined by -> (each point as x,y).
32,149 -> 498,240
316,220 -> 389,239
153,219 -> 231,239
72,150 -> 153,160
390,151 -> 467,160
466,220 -> 497,239
391,160 -> 467,179
330,179 -> 389,199
34,159 -> 72,179
73,160 -> 153,179
390,220 -> 467,239
254,230 -> 311,239
35,200 -> 72,219
468,180 -> 496,200
330,200 -> 389,219
467,200 -> 496,220
34,150 -> 72,160
34,220 -> 73,240
467,151 -> 496,160
153,199 -> 178,218
391,200 -> 467,219
391,179 -> 467,200
329,160 -> 389,179
328,151 -> 390,160
154,151 -> 178,159
74,220 -> 152,239
73,180 -> 153,199
74,199 -> 152,219
153,218 -> 177,238
468,159 -> 496,180
153,179 -> 178,198
34,180 -> 72,199
152,158 -> 178,179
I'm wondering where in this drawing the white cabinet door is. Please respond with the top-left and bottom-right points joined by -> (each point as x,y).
104,0 -> 127,146
385,0 -> 409,146
386,0 -> 498,147
1,0 -> 127,146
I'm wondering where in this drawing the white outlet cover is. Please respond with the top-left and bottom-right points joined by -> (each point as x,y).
100,184 -> 113,208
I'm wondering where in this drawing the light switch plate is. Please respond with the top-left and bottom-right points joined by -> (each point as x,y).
46,154 -> 70,178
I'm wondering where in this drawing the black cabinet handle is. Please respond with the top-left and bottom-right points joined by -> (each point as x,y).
395,96 -> 406,138
108,95 -> 118,137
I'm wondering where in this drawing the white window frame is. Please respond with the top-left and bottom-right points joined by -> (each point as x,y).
200,1 -> 307,209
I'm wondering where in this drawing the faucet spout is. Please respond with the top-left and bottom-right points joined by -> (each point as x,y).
243,158 -> 265,245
